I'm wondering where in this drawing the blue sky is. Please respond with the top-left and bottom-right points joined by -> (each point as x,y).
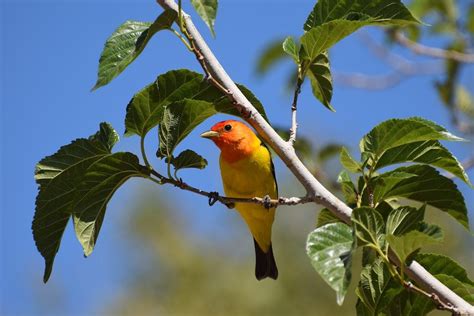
1,0 -> 473,315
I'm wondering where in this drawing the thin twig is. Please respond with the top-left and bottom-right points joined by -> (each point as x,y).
288,78 -> 303,146
393,31 -> 474,63
148,169 -> 312,208
403,281 -> 461,315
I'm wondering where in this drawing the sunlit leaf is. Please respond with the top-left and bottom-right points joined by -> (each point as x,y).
307,51 -> 333,110
351,207 -> 385,248
340,147 -> 361,173
386,205 -> 425,236
282,36 -> 299,63
306,223 -> 353,305
93,11 -> 177,90
191,0 -> 218,37
386,229 -> 443,264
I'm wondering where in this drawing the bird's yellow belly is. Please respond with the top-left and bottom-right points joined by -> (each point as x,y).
219,148 -> 277,251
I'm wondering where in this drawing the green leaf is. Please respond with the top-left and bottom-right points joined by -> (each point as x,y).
373,140 -> 470,184
415,253 -> 474,286
125,69 -> 269,138
33,123 -> 119,282
360,117 -> 464,157
304,0 -> 419,31
92,10 -> 177,90
340,147 -> 361,172
370,171 -> 417,204
337,170 -> 358,205
316,208 -> 341,228
73,152 -> 147,256
351,207 -> 385,248
282,36 -> 299,63
168,149 -> 208,174
468,4 -> 474,34
306,51 -> 333,110
386,205 -> 425,236
158,99 -> 217,158
374,165 -> 469,229
255,39 -> 286,75
306,223 -> 354,305
386,230 -> 443,264
191,0 -> 218,37
356,258 -> 404,314
125,69 -> 204,137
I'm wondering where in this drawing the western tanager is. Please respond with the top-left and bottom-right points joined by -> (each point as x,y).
201,120 -> 278,280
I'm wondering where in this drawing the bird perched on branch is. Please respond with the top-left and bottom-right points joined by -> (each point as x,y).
201,120 -> 278,280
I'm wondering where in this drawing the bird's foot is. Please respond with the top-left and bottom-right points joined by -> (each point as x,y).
262,195 -> 272,210
225,202 -> 235,209
208,191 -> 220,206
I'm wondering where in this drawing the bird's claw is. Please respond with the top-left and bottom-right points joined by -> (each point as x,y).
263,195 -> 272,210
208,191 -> 220,206
225,202 -> 235,209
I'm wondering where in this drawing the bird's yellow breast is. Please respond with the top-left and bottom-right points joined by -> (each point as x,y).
219,144 -> 277,251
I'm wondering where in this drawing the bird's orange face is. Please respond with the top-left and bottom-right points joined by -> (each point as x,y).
201,120 -> 260,162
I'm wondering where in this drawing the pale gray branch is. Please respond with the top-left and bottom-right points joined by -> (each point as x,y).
156,0 -> 474,313
394,31 -> 474,63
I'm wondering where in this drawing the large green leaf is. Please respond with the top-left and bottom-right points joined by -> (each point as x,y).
307,51 -> 333,110
168,149 -> 208,175
306,223 -> 354,305
351,207 -> 385,248
374,165 -> 469,229
191,0 -> 218,37
33,123 -> 119,282
386,230 -> 443,264
125,70 -> 205,137
373,140 -> 470,184
73,152 -> 148,256
356,258 -> 404,314
386,205 -> 425,236
92,10 -> 177,90
125,70 -> 268,138
304,0 -> 419,31
360,117 -> 464,157
158,99 -> 217,158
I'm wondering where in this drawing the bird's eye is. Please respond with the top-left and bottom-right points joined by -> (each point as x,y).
224,124 -> 232,131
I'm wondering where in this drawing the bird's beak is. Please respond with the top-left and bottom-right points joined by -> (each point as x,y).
200,130 -> 219,139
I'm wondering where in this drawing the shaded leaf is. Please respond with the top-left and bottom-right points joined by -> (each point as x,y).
306,223 -> 353,305
386,230 -> 443,264
125,69 -> 268,138
356,258 -> 403,314
374,165 -> 469,229
317,143 -> 343,163
93,11 -> 177,90
373,140 -> 470,184
191,0 -> 218,37
73,152 -> 147,256
360,117 -> 464,157
33,123 -> 119,282
435,275 -> 474,304
169,149 -> 208,173
307,51 -> 333,110
158,99 -> 217,158
338,170 -> 358,205
316,208 -> 341,228
351,207 -> 385,248
304,0 -> 419,31
386,205 -> 425,236
340,147 -> 361,173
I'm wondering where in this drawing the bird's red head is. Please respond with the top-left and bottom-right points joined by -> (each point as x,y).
201,120 -> 260,162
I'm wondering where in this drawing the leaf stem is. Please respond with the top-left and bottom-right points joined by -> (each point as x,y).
140,136 -> 151,169
169,28 -> 192,51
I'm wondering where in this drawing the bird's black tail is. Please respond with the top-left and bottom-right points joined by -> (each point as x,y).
254,239 -> 278,280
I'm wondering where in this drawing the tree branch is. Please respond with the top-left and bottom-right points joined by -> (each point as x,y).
393,31 -> 474,63
148,169 -> 312,208
155,0 -> 474,313
288,78 -> 303,145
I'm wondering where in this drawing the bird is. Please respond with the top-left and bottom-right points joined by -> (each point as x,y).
200,120 -> 278,280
